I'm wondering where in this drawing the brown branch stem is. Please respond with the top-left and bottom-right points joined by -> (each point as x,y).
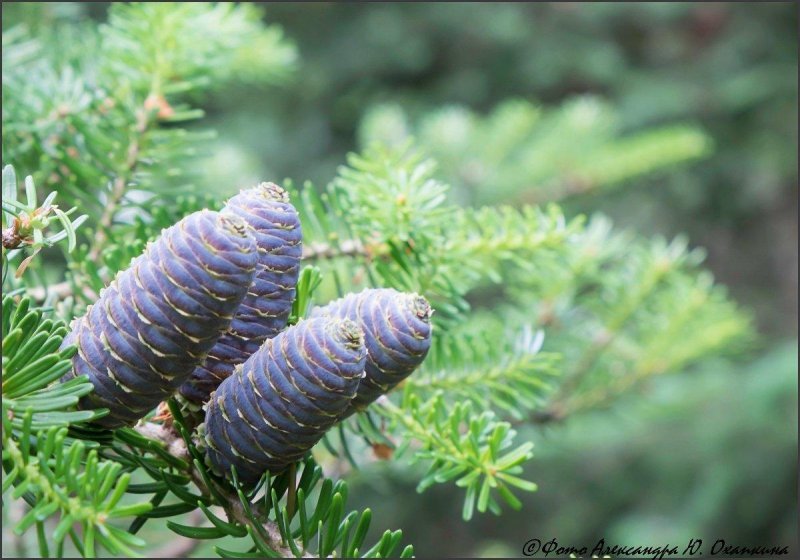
87,108 -> 151,262
134,421 -> 312,558
301,239 -> 365,261
27,280 -> 98,303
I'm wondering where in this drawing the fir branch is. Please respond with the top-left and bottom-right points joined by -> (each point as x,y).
376,394 -> 537,520
2,165 -> 87,278
2,2 -> 297,270
3,436 -> 106,536
291,145 -> 579,323
359,98 -> 712,205
562,276 -> 750,416
552,256 -> 670,403
408,326 -> 559,419
132,421 -> 307,558
86,105 -> 150,262
501,223 -> 753,423
2,423 -> 153,557
132,414 -> 410,558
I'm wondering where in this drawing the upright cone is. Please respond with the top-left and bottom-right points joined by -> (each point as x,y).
179,182 -> 302,404
203,316 -> 365,486
311,288 -> 432,416
60,210 -> 258,428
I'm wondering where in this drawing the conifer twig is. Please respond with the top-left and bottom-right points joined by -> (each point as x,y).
302,239 -> 366,261
134,421 -> 312,558
87,107 -> 151,262
550,263 -> 669,404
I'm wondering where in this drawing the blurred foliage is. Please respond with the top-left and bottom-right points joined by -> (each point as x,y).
2,2 -> 295,226
2,1 -> 295,315
176,3 -> 794,202
358,98 -> 712,206
344,341 -> 797,557
201,2 -> 797,333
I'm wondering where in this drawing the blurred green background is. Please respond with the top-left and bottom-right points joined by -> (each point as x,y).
3,2 -> 797,557
197,1 -> 797,335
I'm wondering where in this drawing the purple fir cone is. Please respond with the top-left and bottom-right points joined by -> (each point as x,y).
310,288 -> 433,416
60,210 -> 258,428
202,317 -> 365,486
178,183 -> 302,404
